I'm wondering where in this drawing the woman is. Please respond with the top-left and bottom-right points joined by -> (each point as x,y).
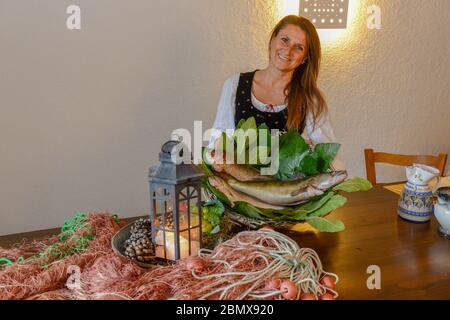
210,15 -> 345,171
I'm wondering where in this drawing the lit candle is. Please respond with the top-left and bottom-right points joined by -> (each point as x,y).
155,230 -> 199,260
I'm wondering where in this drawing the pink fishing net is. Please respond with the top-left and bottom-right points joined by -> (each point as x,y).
0,213 -> 337,300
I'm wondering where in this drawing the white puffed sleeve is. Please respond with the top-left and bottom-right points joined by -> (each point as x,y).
207,73 -> 240,148
305,110 -> 346,171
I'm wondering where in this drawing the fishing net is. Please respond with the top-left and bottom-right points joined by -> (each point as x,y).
0,213 -> 338,300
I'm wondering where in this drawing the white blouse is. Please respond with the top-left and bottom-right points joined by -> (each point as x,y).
209,73 -> 346,171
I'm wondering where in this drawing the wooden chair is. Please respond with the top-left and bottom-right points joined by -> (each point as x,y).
364,149 -> 448,185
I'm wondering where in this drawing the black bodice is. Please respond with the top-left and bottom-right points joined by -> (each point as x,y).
234,70 -> 288,131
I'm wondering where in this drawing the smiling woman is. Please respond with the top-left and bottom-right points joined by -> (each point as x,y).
210,15 -> 345,171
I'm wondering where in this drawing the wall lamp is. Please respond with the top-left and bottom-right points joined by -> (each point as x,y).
299,0 -> 349,29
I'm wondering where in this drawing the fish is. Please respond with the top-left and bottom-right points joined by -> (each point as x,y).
212,163 -> 273,182
226,171 -> 348,206
208,175 -> 285,210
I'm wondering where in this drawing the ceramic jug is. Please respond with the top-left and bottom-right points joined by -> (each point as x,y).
435,187 -> 450,237
398,164 -> 440,222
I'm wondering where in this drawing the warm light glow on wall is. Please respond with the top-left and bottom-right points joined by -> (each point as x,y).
277,0 -> 300,19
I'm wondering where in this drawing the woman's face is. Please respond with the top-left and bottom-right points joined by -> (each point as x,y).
269,24 -> 307,73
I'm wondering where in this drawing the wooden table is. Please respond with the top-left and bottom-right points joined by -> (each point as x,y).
1,186 -> 449,299
287,184 -> 450,299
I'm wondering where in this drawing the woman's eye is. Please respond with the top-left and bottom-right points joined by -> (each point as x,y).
281,38 -> 288,43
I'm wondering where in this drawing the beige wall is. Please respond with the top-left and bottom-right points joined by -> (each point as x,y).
1,0 -> 449,235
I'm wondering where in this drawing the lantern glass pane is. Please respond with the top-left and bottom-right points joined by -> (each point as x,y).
178,186 -> 200,230
155,230 -> 177,260
152,186 -> 175,260
190,227 -> 201,243
153,187 -> 174,231
180,230 -> 200,259
189,188 -> 200,228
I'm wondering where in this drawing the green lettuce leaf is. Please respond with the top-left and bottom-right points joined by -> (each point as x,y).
293,192 -> 335,213
201,179 -> 231,207
234,117 -> 257,162
333,177 -> 373,192
314,143 -> 341,173
307,194 -> 347,218
233,202 -> 266,220
306,217 -> 345,232
203,199 -> 225,218
199,148 -> 215,177
269,192 -> 335,220
274,132 -> 341,180
257,123 -> 272,150
236,118 -> 246,130
274,131 -> 310,180
213,117 -> 341,180
296,153 -> 319,176
247,145 -> 270,166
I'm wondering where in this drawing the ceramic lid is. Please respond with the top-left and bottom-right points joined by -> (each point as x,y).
436,187 -> 450,202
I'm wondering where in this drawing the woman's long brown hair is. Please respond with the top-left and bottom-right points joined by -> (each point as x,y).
269,15 -> 327,131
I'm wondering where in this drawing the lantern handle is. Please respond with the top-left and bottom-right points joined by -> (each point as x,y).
161,140 -> 182,155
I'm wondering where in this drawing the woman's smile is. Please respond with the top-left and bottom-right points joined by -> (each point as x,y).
277,53 -> 292,62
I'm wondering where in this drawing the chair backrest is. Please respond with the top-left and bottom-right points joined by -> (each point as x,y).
364,149 -> 448,185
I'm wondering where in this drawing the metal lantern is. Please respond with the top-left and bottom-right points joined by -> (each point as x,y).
148,140 -> 204,261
